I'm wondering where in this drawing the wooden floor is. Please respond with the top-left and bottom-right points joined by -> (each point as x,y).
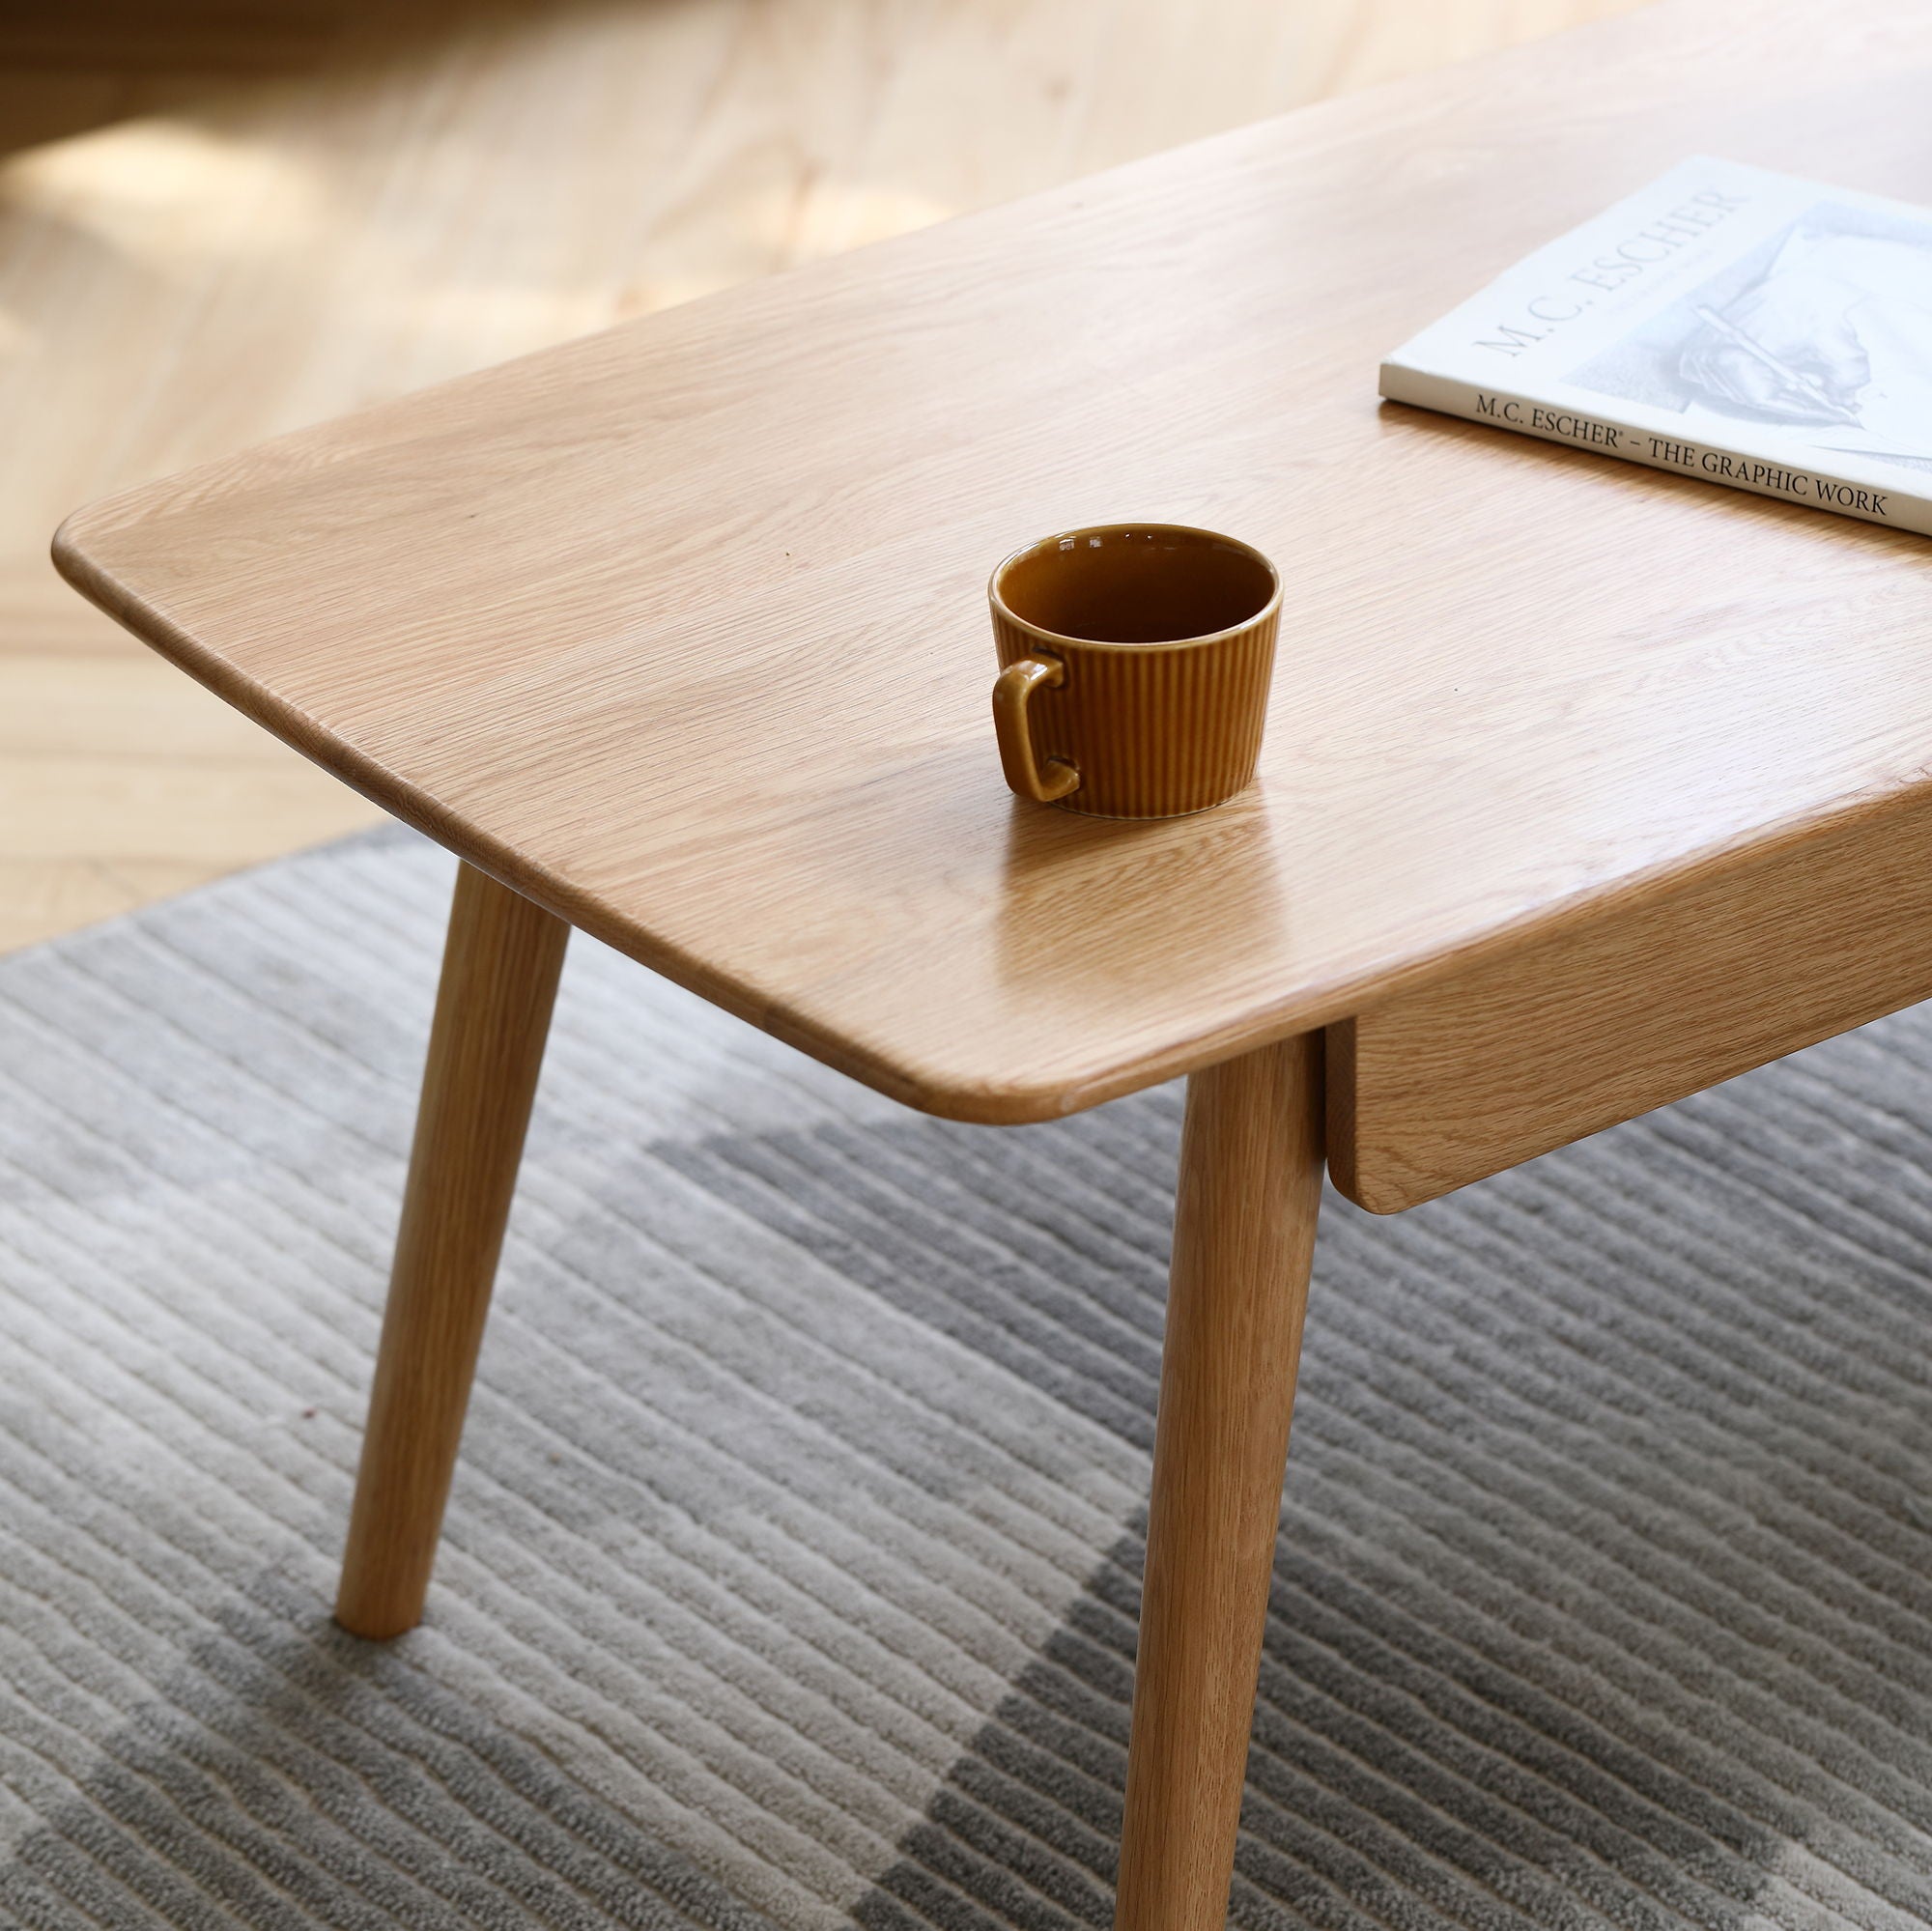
1,0 -> 1640,955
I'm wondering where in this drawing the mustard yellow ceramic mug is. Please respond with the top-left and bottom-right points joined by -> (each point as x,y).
988,523 -> 1281,819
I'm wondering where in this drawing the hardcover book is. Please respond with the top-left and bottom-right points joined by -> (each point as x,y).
1380,157 -> 1932,535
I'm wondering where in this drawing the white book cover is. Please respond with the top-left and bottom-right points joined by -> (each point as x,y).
1380,156 -> 1932,535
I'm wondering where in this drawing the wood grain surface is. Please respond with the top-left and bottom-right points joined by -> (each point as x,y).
335,860 -> 568,1640
2,0 -> 1636,953
1328,786 -> 1932,1213
52,0 -> 1932,1122
1116,1032 -> 1323,1931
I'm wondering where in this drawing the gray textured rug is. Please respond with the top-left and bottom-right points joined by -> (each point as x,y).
4,826 -> 1932,1930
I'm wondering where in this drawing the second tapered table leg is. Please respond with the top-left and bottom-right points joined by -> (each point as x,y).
1114,1031 -> 1324,1931
335,862 -> 569,1640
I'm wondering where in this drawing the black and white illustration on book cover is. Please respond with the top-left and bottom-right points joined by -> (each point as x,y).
1379,157 -> 1932,533
1570,201 -> 1932,472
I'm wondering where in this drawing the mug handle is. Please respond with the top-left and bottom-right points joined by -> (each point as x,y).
992,656 -> 1081,804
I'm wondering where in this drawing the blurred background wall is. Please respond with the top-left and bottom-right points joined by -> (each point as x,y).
1,0 -> 1639,953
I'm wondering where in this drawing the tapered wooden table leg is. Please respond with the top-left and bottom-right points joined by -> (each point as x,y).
335,862 -> 569,1639
1114,1032 -> 1324,1931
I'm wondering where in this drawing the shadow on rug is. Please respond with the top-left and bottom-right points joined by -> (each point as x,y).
4,827 -> 1930,1928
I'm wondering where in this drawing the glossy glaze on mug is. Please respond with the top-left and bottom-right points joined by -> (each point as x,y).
990,524 -> 1281,819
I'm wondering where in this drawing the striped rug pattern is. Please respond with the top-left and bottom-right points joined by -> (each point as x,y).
3,825 -> 1931,1929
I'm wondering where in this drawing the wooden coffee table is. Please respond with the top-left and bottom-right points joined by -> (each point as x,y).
51,2 -> 1932,1925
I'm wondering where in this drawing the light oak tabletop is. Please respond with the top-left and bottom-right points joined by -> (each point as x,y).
54,0 -> 1932,1124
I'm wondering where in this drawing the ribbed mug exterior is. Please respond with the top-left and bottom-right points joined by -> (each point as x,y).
989,526 -> 1280,819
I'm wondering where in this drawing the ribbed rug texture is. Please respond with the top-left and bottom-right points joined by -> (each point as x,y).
4,825 -> 1932,1930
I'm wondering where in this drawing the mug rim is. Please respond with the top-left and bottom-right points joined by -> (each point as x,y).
987,521 -> 1282,652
